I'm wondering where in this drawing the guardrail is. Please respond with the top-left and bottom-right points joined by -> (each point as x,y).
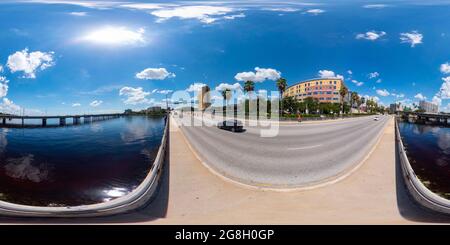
395,119 -> 450,214
0,116 -> 169,217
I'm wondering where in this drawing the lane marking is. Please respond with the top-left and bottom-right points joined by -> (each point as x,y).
287,144 -> 322,150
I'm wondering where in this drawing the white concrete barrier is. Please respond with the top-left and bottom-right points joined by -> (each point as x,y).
0,116 -> 169,217
396,120 -> 450,214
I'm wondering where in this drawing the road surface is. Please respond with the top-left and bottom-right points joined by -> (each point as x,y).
177,114 -> 390,188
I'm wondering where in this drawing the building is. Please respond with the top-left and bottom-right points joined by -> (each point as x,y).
146,106 -> 161,113
197,85 -> 211,111
389,103 -> 403,114
283,78 -> 346,103
419,100 -> 439,114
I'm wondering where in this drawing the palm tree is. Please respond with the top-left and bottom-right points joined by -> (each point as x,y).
276,77 -> 287,116
221,88 -> 231,104
243,80 -> 255,94
276,77 -> 287,96
221,88 -> 231,117
339,86 -> 348,114
350,92 -> 359,113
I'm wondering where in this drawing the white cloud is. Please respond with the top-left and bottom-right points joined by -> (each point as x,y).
235,67 -> 281,82
356,31 -> 386,41
119,3 -> 165,10
0,98 -> 21,114
440,62 -> 450,74
72,103 -> 81,107
363,94 -> 380,102
376,89 -> 390,97
152,89 -> 173,94
351,80 -> 364,86
215,82 -> 242,91
157,89 -> 173,94
69,11 -> 87,16
375,79 -> 382,83
400,31 -> 423,47
432,95 -> 442,106
7,48 -> 55,78
151,5 -> 234,24
392,93 -> 405,98
438,76 -> 450,99
223,13 -> 245,20
368,72 -> 380,79
22,0 -> 119,9
363,4 -> 389,9
317,70 -> 344,80
90,100 -> 103,107
186,82 -> 207,92
347,70 -> 353,75
305,9 -> 325,15
0,76 -> 9,98
262,7 -> 300,12
414,93 -> 426,100
80,26 -> 146,45
135,68 -> 175,80
0,65 -> 3,73
119,87 -> 151,105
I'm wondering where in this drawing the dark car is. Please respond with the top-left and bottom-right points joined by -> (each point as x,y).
217,119 -> 244,132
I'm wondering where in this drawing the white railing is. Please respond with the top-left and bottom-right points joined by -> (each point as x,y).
396,120 -> 450,214
0,116 -> 169,217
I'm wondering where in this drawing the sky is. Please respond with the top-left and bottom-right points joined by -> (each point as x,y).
0,0 -> 449,115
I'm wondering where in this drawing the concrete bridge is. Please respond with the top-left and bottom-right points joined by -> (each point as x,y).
401,112 -> 450,125
0,113 -> 124,127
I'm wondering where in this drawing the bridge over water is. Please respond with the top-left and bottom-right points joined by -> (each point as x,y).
0,113 -> 124,127
401,112 -> 450,125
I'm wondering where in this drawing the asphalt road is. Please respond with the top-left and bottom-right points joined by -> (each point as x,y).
177,114 -> 390,188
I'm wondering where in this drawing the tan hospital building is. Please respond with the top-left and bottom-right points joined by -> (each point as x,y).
283,78 -> 346,103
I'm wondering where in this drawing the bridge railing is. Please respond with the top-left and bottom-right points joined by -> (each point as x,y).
395,119 -> 450,214
0,116 -> 169,217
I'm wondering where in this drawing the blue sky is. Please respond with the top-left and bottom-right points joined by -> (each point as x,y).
0,0 -> 449,115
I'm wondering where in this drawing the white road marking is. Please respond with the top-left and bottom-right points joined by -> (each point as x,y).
287,144 -> 322,150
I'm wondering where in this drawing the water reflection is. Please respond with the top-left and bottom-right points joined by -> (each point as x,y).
4,154 -> 51,183
0,128 -> 8,154
90,122 -> 103,133
399,121 -> 450,198
0,116 -> 165,206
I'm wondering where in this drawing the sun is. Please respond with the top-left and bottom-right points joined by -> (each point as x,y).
81,26 -> 146,45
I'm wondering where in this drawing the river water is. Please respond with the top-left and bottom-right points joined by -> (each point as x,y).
398,121 -> 450,199
0,116 -> 166,206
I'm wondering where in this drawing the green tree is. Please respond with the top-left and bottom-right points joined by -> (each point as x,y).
221,88 -> 232,116
339,86 -> 349,114
351,92 -> 359,110
276,77 -> 287,115
303,97 -> 319,114
243,80 -> 255,93
282,96 -> 297,115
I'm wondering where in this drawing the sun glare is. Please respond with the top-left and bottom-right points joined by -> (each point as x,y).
81,26 -> 146,45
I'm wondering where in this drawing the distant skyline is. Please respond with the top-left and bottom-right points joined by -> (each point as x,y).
0,0 -> 449,115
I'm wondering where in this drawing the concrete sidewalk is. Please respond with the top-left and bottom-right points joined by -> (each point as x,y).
1,116 -> 449,224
